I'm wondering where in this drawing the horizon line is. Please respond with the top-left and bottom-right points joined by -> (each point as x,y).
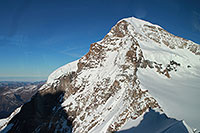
0,76 -> 47,82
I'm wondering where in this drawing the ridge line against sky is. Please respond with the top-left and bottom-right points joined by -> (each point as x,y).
0,0 -> 199,81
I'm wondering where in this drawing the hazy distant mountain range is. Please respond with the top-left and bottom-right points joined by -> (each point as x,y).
0,81 -> 45,119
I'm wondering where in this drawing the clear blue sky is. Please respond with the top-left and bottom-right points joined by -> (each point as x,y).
0,0 -> 199,81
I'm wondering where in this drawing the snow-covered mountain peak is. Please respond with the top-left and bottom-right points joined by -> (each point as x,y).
124,17 -> 162,29
47,17 -> 200,87
107,17 -> 199,53
1,17 -> 199,133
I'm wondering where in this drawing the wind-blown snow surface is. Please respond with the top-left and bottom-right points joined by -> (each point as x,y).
1,17 -> 200,132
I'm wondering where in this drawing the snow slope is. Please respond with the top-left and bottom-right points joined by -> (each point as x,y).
119,108 -> 193,133
138,67 -> 200,129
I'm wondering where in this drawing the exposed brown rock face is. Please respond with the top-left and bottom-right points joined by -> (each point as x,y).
111,20 -> 129,38
145,25 -> 200,55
